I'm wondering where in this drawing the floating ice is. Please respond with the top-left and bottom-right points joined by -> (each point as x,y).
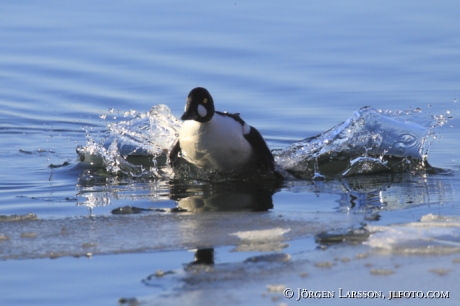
0,213 -> 38,222
365,214 -> 460,255
230,228 -> 290,252
0,212 -> 357,260
230,228 -> 290,242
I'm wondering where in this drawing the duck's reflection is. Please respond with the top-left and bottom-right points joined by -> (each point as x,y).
169,179 -> 282,212
188,248 -> 215,266
76,156 -> 456,216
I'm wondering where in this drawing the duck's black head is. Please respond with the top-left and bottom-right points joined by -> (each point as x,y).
181,87 -> 215,123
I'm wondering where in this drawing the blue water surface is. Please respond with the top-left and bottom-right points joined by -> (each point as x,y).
1,1 -> 460,305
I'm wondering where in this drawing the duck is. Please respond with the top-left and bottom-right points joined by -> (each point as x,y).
168,87 -> 276,174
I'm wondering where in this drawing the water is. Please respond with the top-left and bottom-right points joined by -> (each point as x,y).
1,0 -> 460,305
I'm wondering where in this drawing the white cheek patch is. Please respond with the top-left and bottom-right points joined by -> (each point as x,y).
243,123 -> 251,135
197,104 -> 207,117
184,104 -> 187,112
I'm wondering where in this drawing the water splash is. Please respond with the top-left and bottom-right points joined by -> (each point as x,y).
102,105 -> 182,157
77,105 -> 448,180
77,105 -> 180,178
274,107 -> 444,178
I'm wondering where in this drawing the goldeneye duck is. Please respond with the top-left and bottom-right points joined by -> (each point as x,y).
169,87 -> 275,173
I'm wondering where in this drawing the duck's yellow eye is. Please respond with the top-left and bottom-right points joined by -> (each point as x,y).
203,98 -> 207,104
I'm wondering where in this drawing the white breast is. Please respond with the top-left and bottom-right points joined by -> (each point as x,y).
178,114 -> 253,171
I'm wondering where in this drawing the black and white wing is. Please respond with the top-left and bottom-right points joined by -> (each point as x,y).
243,125 -> 275,171
168,138 -> 181,165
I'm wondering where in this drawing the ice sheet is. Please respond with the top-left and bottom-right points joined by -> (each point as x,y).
0,211 -> 364,260
366,214 -> 460,255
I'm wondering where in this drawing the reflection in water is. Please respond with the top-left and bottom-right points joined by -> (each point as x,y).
76,173 -> 281,212
281,172 -> 456,213
188,248 -> 215,266
169,179 -> 281,212
338,172 -> 456,212
140,247 -> 293,299
76,166 -> 456,216
76,174 -> 172,212
5,170 -> 457,260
